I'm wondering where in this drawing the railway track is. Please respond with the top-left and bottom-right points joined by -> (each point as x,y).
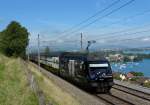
95,84 -> 150,105
96,93 -> 134,105
113,84 -> 150,101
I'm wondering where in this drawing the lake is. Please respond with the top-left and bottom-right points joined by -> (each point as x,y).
111,59 -> 150,77
124,50 -> 150,54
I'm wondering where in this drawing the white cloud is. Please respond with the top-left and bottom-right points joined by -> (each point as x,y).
97,39 -> 106,43
142,37 -> 150,41
56,39 -> 64,43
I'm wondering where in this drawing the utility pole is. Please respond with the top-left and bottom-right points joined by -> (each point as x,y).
38,34 -> 40,71
80,33 -> 83,51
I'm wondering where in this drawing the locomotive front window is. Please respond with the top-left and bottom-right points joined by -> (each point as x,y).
89,64 -> 108,68
88,63 -> 111,79
89,63 -> 110,72
89,66 -> 108,72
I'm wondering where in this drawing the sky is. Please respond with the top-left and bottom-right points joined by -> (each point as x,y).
0,0 -> 150,51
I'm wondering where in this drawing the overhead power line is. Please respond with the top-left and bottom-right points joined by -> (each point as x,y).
91,24 -> 150,41
63,8 -> 150,42
112,35 -> 150,43
60,0 -> 121,34
44,28 -> 150,45
55,0 -> 135,41
51,0 -> 121,41
98,35 -> 150,47
96,29 -> 150,42
61,0 -> 135,39
93,9 -> 150,31
45,26 -> 150,46
61,3 -> 150,42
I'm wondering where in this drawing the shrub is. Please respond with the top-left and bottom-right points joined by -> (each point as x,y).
143,82 -> 150,88
130,71 -> 144,76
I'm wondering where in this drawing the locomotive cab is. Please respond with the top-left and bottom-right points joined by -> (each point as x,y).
87,59 -> 114,92
88,61 -> 112,80
59,52 -> 114,92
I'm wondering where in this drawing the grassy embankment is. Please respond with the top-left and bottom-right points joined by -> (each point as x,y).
0,54 -> 39,105
28,63 -> 81,105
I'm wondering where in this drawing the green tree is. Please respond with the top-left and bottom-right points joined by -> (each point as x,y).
0,21 -> 29,57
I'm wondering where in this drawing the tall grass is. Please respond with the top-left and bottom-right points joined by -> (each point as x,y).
0,54 -> 39,105
29,64 -> 81,105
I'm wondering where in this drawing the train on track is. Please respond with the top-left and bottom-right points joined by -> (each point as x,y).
30,52 -> 114,92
